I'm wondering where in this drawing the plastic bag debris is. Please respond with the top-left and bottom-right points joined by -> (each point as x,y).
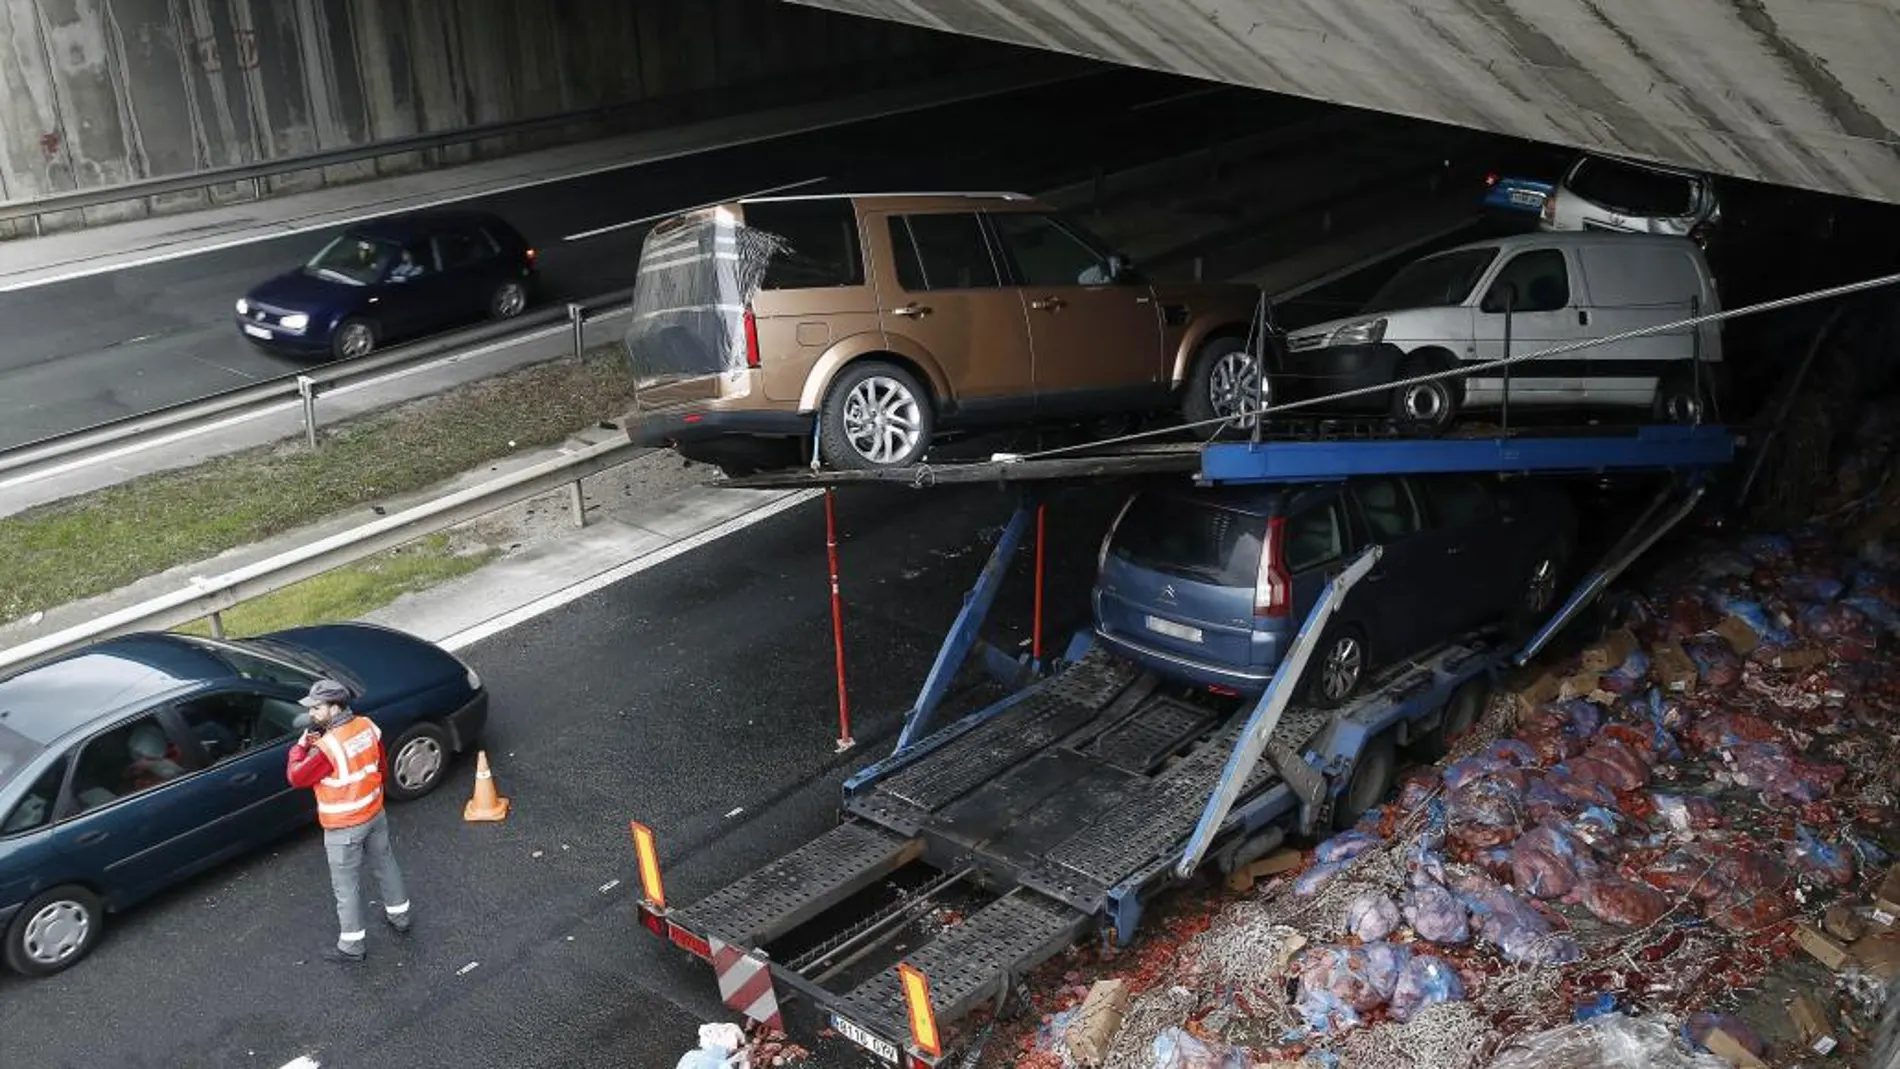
1683,1012 -> 1766,1059
1688,712 -> 1781,752
1316,829 -> 1384,865
1786,825 -> 1857,887
1512,823 -> 1591,899
1650,793 -> 1721,833
1447,771 -> 1527,849
1487,1012 -> 1730,1069
1541,762 -> 1618,809
1710,595 -> 1793,651
1599,647 -> 1650,694
1780,572 -> 1845,603
1445,754 -> 1513,794
1294,945 -> 1389,1031
1582,738 -> 1650,792
1719,741 -> 1846,804
1294,861 -> 1345,897
1557,699 -> 1603,740
1389,954 -> 1465,1023
1451,870 -> 1580,965
1577,877 -> 1672,928
1346,892 -> 1402,943
676,1023 -> 749,1069
1682,638 -> 1742,689
1799,601 -> 1877,659
1151,1027 -> 1248,1069
1739,533 -> 1794,566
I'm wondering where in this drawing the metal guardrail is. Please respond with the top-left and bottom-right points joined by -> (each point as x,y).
0,121 -> 1328,491
0,102 -> 649,229
0,436 -> 643,674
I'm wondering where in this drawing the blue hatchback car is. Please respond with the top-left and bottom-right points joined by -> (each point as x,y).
235,210 -> 537,361
1093,475 -> 1575,704
0,624 -> 487,977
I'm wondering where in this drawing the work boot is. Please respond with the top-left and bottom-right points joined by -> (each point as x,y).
322,944 -> 366,965
385,913 -> 412,936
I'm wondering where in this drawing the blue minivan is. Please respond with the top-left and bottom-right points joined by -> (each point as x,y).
1093,475 -> 1575,704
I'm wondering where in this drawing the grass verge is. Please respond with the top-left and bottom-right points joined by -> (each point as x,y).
174,534 -> 497,638
2,348 -> 634,626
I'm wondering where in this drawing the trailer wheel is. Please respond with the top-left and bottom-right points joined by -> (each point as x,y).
1334,732 -> 1396,830
1408,680 -> 1488,762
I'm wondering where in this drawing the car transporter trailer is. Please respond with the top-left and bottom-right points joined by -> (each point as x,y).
625,421 -> 1736,1067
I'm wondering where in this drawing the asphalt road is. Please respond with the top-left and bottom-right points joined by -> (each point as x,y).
0,69 -> 1334,451
0,481 -> 1135,1068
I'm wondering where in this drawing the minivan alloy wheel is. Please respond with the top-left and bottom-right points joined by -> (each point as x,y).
842,375 -> 924,465
1207,349 -> 1265,429
337,322 -> 374,359
1321,634 -> 1364,703
22,898 -> 90,968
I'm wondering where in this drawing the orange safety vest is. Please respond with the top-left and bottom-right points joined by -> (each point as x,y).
312,716 -> 385,830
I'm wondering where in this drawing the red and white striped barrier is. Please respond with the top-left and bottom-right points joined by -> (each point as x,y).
710,937 -> 783,1031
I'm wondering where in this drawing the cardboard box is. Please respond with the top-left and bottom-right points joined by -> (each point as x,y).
1703,1027 -> 1766,1068
1063,979 -> 1131,1067
1875,865 -> 1900,923
1580,628 -> 1638,673
1511,669 -> 1560,713
1558,671 -> 1602,701
1715,614 -> 1761,656
1788,995 -> 1838,1057
1854,932 -> 1900,980
1650,639 -> 1698,694
1225,848 -> 1304,892
1767,646 -> 1829,671
1796,922 -> 1852,971
1824,901 -> 1867,942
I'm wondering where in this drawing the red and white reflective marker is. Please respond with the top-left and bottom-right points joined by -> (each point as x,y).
710,937 -> 784,1031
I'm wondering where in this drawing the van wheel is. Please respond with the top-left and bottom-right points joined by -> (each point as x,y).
1307,624 -> 1368,709
1654,368 -> 1712,425
1182,336 -> 1266,439
819,361 -> 934,470
6,885 -> 103,977
1390,355 -> 1459,435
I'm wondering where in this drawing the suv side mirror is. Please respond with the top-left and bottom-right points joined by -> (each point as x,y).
1108,253 -> 1131,282
1480,281 -> 1518,315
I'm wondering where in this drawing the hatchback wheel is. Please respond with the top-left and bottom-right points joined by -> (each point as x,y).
385,721 -> 452,802
491,280 -> 528,320
332,318 -> 376,361
6,885 -> 103,977
819,361 -> 935,470
1310,626 -> 1368,708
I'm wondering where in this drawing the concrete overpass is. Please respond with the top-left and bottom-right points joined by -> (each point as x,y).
790,0 -> 1900,204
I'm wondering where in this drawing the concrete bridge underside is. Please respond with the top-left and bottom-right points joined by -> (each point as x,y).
793,0 -> 1900,204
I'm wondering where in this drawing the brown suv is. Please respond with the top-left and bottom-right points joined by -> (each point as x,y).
623,193 -> 1262,473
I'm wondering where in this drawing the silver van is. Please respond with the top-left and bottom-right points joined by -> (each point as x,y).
1281,232 -> 1721,430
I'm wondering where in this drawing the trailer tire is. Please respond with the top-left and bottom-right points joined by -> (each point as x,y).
1334,733 -> 1396,830
1408,680 -> 1488,762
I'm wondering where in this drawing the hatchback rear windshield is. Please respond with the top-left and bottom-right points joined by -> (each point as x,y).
1363,248 -> 1497,313
1565,157 -> 1697,217
305,233 -> 400,286
1111,493 -> 1264,587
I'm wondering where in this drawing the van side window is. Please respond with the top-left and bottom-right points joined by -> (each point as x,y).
744,199 -> 865,290
889,214 -> 1000,291
1489,250 -> 1569,313
1352,478 -> 1421,541
1283,501 -> 1345,573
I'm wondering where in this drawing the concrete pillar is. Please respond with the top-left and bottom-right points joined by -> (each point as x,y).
0,0 -> 71,199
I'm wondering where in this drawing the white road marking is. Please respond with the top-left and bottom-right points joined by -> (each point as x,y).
599,879 -> 622,894
438,489 -> 822,653
276,1057 -> 319,1069
457,961 -> 480,976
725,806 -> 745,819
0,323 -> 566,493
563,176 -> 829,242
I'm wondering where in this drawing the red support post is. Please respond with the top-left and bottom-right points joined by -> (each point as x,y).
1033,503 -> 1047,664
825,489 -> 854,751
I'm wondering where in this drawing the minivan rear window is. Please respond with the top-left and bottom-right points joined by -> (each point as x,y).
1363,248 -> 1497,314
1565,157 -> 1697,218
1111,494 -> 1264,588
742,199 -> 865,290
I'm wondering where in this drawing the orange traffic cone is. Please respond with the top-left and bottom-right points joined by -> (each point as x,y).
463,750 -> 511,822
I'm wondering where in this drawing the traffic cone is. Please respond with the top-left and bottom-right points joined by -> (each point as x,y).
463,750 -> 511,822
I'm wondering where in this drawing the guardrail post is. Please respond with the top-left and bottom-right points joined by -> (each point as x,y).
568,302 -> 585,359
208,611 -> 227,639
569,478 -> 586,528
297,375 -> 319,450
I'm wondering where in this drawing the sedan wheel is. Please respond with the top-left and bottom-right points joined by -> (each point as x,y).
842,375 -> 924,465
492,281 -> 528,320
385,721 -> 452,801
1318,631 -> 1365,706
6,885 -> 102,977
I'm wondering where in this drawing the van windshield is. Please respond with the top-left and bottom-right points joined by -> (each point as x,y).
1362,248 -> 1497,314
1111,493 -> 1264,587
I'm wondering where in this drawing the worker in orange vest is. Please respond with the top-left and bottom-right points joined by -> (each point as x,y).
286,678 -> 412,963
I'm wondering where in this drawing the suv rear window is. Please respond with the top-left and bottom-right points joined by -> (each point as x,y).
742,200 -> 865,290
1111,494 -> 1264,587
1565,157 -> 1697,217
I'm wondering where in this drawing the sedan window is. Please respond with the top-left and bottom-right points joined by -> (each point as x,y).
176,693 -> 304,765
436,230 -> 494,270
68,715 -> 193,814
1,756 -> 67,836
386,240 -> 436,282
306,233 -> 399,286
184,638 -> 318,689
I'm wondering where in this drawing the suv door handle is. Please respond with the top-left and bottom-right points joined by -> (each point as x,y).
892,304 -> 930,318
1031,296 -> 1067,311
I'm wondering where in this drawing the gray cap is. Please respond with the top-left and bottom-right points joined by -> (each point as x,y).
298,678 -> 353,708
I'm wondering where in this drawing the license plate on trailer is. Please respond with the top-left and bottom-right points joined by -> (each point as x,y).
242,324 -> 271,339
831,1014 -> 900,1064
1145,615 -> 1204,644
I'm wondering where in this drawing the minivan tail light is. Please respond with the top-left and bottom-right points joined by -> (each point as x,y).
525,248 -> 537,265
1484,172 -> 1499,187
1254,516 -> 1290,618
743,307 -> 762,370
